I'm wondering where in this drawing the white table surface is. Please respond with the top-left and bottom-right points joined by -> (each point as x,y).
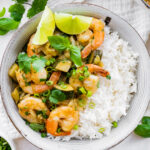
0,0 -> 150,149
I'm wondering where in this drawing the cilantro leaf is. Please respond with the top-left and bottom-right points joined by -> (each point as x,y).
9,3 -> 25,21
49,89 -> 66,104
27,0 -> 48,18
0,7 -> 6,17
70,45 -> 83,67
17,52 -> 32,73
29,123 -> 45,132
12,0 -> 28,3
17,52 -> 47,73
0,18 -> 19,35
31,56 -> 46,72
48,35 -> 70,52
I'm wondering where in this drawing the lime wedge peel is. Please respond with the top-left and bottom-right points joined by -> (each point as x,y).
32,6 -> 55,45
54,13 -> 93,35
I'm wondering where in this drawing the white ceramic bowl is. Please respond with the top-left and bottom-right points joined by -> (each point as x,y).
1,3 -> 150,150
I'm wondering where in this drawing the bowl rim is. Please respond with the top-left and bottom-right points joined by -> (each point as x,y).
0,2 -> 150,150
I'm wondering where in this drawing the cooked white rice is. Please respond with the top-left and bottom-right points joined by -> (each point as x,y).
48,26 -> 139,141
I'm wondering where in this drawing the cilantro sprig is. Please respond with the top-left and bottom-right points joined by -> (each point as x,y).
48,35 -> 83,67
49,89 -> 66,104
9,3 -> 25,21
0,0 -> 48,35
17,52 -> 46,73
27,0 -> 48,18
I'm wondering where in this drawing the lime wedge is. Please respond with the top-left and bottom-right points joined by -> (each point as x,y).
54,13 -> 92,35
32,6 -> 55,45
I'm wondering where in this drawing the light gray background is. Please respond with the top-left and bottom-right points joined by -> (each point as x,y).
0,0 -> 150,149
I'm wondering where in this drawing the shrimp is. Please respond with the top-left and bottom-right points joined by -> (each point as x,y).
18,96 -> 50,123
46,106 -> 79,136
32,71 -> 61,93
83,64 -> 109,77
69,64 -> 109,92
81,18 -> 105,58
31,68 -> 47,84
16,70 -> 61,94
27,34 -> 45,57
77,29 -> 93,46
83,74 -> 99,93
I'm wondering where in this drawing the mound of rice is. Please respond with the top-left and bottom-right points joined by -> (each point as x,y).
48,27 -> 139,141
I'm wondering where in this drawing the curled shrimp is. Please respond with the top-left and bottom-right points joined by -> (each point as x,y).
16,70 -> 61,94
83,64 -> 109,77
18,96 -> 50,123
32,71 -> 61,93
46,106 -> 79,136
81,18 -> 105,58
27,34 -> 45,57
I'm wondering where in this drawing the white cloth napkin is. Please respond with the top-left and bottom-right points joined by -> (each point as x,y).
0,0 -> 150,140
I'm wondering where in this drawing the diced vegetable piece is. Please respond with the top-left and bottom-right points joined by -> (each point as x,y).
11,86 -> 20,104
54,84 -> 74,91
8,63 -> 19,81
88,51 -> 95,64
88,50 -> 103,64
94,55 -> 101,65
55,60 -> 71,72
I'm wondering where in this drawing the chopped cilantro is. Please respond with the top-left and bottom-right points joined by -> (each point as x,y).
25,111 -> 29,115
79,76 -> 84,81
49,89 -> 66,104
17,52 -> 46,73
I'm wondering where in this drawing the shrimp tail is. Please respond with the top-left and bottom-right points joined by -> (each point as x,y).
81,43 -> 92,59
81,18 -> 105,58
92,30 -> 104,50
81,64 -> 110,77
46,119 -> 71,136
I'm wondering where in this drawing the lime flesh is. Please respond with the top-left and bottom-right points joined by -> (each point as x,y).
55,13 -> 92,35
32,6 -> 55,45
